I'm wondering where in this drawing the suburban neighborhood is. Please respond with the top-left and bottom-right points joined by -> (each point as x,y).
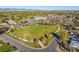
0,7 -> 79,52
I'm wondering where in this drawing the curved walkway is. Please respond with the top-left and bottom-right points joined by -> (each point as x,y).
55,24 -> 60,33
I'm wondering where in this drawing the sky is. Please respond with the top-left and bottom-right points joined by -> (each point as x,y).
0,6 -> 79,10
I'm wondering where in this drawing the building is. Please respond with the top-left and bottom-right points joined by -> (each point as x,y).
6,20 -> 17,25
21,19 -> 33,26
68,31 -> 79,49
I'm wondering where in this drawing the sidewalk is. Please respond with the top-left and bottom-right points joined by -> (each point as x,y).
38,40 -> 45,48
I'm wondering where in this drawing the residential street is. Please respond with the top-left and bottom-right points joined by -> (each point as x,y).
0,34 -> 57,52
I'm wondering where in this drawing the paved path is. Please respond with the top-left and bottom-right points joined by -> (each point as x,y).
38,40 -> 45,48
55,24 -> 60,33
0,34 -> 57,52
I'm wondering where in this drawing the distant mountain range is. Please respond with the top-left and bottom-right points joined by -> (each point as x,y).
0,8 -> 35,11
0,8 -> 79,11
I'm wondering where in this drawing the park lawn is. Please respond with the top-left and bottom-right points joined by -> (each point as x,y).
0,39 -> 17,52
5,32 -> 42,48
13,36 -> 41,48
44,35 -> 54,46
8,24 -> 59,48
59,25 -> 69,46
44,25 -> 61,46
12,24 -> 58,39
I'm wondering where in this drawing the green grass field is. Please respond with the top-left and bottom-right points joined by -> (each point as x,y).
0,39 -> 17,52
5,24 -> 59,48
12,24 -> 58,39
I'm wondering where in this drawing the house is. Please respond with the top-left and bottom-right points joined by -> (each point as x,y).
2,20 -> 17,29
21,19 -> 33,26
34,16 -> 47,20
2,23 -> 14,29
6,20 -> 17,25
69,32 -> 79,49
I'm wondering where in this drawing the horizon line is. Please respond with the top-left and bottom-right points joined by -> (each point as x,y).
0,6 -> 79,10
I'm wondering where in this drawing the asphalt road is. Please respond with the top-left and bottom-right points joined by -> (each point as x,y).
0,34 -> 57,52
